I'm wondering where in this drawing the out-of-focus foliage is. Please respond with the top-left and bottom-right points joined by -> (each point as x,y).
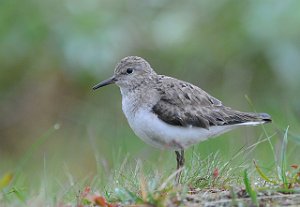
0,0 -> 300,182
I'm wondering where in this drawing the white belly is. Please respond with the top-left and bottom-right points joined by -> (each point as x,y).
124,107 -> 236,150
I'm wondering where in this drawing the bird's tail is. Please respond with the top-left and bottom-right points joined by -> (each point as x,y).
258,113 -> 272,123
236,112 -> 272,126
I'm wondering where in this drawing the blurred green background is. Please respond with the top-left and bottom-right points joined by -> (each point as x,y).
1,0 -> 300,186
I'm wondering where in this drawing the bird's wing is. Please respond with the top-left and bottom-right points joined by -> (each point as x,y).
152,77 -> 266,129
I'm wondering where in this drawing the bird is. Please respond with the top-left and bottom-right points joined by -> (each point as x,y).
92,56 -> 272,183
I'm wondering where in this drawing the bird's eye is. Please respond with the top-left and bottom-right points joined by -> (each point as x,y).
126,68 -> 133,74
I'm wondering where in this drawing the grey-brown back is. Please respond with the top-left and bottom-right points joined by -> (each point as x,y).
151,75 -> 271,129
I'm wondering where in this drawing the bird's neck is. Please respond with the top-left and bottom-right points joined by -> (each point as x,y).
120,84 -> 159,112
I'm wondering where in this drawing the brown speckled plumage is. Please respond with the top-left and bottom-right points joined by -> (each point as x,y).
151,75 -> 271,129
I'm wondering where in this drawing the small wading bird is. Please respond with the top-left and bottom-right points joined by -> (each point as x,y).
93,56 -> 272,183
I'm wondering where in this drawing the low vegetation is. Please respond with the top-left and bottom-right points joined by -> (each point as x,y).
0,126 -> 299,206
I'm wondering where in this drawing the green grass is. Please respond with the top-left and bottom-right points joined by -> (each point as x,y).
0,125 -> 299,206
243,169 -> 258,206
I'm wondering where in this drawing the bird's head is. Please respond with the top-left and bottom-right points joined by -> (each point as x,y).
93,56 -> 156,91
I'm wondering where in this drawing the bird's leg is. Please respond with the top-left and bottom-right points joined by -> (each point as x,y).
175,150 -> 185,184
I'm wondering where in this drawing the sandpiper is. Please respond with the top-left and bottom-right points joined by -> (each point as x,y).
93,56 -> 271,182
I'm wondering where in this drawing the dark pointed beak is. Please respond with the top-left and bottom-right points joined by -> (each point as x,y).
92,76 -> 116,90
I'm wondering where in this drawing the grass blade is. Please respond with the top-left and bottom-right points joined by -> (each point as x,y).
14,124 -> 60,182
243,170 -> 258,206
280,126 -> 289,189
0,173 -> 13,191
253,160 -> 277,184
